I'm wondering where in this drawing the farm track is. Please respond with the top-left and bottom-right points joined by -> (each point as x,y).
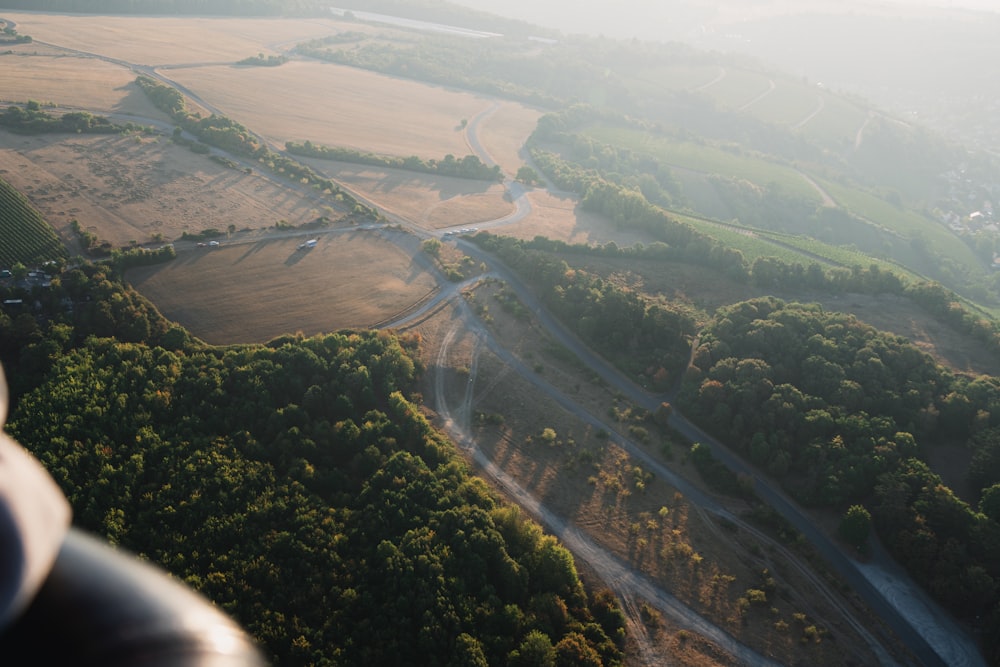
3,16 -> 986,665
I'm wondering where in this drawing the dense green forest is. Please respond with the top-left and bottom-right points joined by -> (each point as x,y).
676,296 -> 1000,661
474,234 -> 700,389
0,267 -> 625,665
467,233 -> 1000,660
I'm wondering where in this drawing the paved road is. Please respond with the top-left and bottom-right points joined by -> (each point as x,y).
432,304 -> 786,666
5,19 -> 984,664
431,92 -> 983,666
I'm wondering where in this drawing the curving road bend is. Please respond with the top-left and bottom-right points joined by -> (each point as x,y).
433,303 -> 785,666
4,18 -> 985,665
447,95 -> 985,667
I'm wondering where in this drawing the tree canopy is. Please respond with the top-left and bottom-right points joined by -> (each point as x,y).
1,268 -> 624,665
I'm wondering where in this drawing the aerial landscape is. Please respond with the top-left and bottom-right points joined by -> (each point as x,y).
2,0 -> 1000,665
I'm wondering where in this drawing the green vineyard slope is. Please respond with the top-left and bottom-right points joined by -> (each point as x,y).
0,176 -> 66,267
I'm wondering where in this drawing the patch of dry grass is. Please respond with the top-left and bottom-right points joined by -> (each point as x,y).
0,54 -> 152,113
499,189 -> 661,246
300,158 -> 512,229
168,61 -> 493,158
128,231 -> 438,344
477,103 -> 543,176
0,132 -> 334,248
414,289 -> 880,667
2,13 -> 343,64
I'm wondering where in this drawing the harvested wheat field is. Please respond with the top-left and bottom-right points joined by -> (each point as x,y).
475,102 -> 543,176
2,13 -> 347,65
300,158 -> 512,229
0,54 -> 161,115
500,189 -> 662,245
167,61 -> 493,158
0,132 -> 334,248
128,231 -> 439,344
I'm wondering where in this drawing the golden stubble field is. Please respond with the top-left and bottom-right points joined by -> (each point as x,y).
167,61 -> 500,158
0,11 -> 597,344
0,12 -> 350,64
129,230 -> 438,344
0,132 -> 330,248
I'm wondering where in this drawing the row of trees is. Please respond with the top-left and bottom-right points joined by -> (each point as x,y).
475,234 -> 698,389
1,266 -> 625,665
134,77 -> 379,220
675,296 -> 1000,659
0,103 -> 151,135
286,140 -> 504,182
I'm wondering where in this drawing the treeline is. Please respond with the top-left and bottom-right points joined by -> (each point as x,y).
1,267 -> 626,665
0,103 -> 151,135
677,296 -> 1000,659
333,0 -> 549,40
134,76 -> 378,219
236,52 -> 287,67
0,0 -> 323,15
297,38 -> 570,109
475,234 -> 699,388
528,111 -> 1000,361
109,243 -> 176,270
0,264 -> 187,402
0,25 -> 30,43
287,140 -> 504,182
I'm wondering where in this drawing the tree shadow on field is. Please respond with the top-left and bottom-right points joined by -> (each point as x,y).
112,82 -> 173,126
235,239 -> 281,265
284,246 -> 310,267
170,249 -> 211,268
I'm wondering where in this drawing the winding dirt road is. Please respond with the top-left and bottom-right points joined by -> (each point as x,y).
4,16 -> 986,665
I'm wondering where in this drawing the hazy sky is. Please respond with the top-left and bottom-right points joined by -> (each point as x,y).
452,0 -> 999,42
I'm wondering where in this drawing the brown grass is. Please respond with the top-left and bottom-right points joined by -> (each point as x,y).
501,189 -> 663,246
129,230 -> 437,344
168,61 -> 494,158
299,158 -> 512,229
2,13 -> 344,64
0,132 -> 335,248
0,54 -> 147,112
478,102 -> 543,176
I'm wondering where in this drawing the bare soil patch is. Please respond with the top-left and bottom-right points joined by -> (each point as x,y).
167,61 -> 494,158
129,230 -> 438,344
0,131 -> 332,248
